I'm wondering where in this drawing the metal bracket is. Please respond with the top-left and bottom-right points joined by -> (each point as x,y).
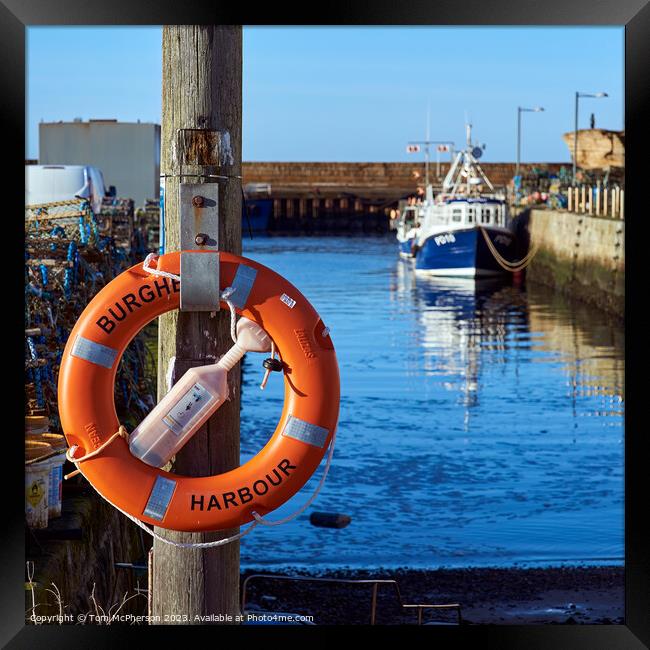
179,183 -> 220,311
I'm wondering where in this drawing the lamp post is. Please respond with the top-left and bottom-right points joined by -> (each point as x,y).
573,92 -> 608,182
516,106 -> 544,177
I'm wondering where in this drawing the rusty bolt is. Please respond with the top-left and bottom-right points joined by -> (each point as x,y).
192,195 -> 205,208
195,233 -> 208,246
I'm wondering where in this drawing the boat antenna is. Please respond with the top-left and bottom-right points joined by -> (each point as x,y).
425,102 -> 431,187
407,107 -> 454,194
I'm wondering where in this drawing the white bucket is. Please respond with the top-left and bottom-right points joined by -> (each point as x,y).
27,434 -> 66,519
25,415 -> 49,435
25,441 -> 51,529
46,454 -> 65,518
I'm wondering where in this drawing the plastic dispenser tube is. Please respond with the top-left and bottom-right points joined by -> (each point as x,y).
128,318 -> 272,467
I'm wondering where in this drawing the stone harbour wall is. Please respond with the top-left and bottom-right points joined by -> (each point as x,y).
514,208 -> 624,316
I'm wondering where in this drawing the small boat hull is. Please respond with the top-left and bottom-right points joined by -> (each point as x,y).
243,198 -> 272,232
414,226 -> 517,277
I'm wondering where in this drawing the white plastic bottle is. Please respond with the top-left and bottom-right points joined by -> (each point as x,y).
129,318 -> 272,467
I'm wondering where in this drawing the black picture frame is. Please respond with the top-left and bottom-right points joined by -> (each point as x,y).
3,1 -> 648,647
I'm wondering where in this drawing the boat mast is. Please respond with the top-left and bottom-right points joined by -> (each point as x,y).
442,120 -> 495,197
407,107 -> 454,201
465,122 -> 473,194
425,104 -> 430,188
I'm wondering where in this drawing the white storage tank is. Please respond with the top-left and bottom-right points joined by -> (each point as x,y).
39,119 -> 161,207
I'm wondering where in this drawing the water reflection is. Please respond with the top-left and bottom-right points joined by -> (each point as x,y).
239,237 -> 624,568
396,258 -> 623,421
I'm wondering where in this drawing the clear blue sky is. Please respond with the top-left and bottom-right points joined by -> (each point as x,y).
27,26 -> 624,163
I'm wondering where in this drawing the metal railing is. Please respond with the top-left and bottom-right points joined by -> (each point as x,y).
566,184 -> 624,219
241,573 -> 462,625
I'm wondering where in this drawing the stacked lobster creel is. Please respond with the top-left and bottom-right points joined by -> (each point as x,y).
132,199 -> 161,262
24,198 -> 157,434
99,197 -> 138,260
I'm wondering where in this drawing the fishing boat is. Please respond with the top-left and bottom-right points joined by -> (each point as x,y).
396,123 -> 517,277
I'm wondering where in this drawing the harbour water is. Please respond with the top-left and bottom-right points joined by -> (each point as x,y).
239,235 -> 624,569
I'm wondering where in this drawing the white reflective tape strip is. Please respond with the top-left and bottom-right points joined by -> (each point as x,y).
230,264 -> 257,309
71,335 -> 118,369
281,415 -> 329,448
143,475 -> 177,521
280,293 -> 296,309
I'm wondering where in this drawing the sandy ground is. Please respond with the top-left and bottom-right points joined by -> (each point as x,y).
241,566 -> 624,625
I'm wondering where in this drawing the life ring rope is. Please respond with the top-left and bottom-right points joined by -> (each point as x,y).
64,424 -> 129,480
142,252 -> 180,282
251,428 -> 336,528
144,252 -> 281,389
143,252 -> 240,344
67,428 -> 336,549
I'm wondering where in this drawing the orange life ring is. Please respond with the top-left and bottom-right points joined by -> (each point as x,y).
57,251 -> 340,532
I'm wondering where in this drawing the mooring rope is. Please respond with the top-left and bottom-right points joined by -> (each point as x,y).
479,227 -> 539,273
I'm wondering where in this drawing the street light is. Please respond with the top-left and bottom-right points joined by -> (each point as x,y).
573,92 -> 608,182
516,106 -> 545,177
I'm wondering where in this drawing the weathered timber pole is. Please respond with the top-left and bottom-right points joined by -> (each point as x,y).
152,25 -> 242,623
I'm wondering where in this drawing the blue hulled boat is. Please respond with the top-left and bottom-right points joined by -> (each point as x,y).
243,183 -> 273,233
396,123 -> 517,277
244,198 -> 272,232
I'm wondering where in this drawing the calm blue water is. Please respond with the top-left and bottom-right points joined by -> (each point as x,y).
238,236 -> 624,569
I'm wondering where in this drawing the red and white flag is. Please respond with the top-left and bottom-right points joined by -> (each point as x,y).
437,144 -> 450,152
406,144 -> 420,153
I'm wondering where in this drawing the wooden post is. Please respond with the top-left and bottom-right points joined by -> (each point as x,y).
596,181 -> 601,216
568,186 -> 573,212
580,185 -> 586,213
604,188 -> 609,218
153,25 -> 242,624
620,189 -> 624,220
588,185 -> 593,214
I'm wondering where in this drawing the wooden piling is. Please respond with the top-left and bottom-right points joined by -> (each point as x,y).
620,189 -> 624,219
154,24 -> 242,624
